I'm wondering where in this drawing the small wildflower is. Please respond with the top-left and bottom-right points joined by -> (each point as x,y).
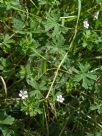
93,11 -> 99,20
83,20 -> 89,29
56,95 -> 64,103
19,90 -> 28,99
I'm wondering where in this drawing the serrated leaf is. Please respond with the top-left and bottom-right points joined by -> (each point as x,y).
86,73 -> 97,80
26,77 -> 36,88
74,63 -> 97,89
0,115 -> 14,125
82,77 -> 89,89
0,125 -> 14,136
13,18 -> 24,31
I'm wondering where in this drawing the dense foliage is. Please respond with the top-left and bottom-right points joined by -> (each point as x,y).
0,0 -> 102,135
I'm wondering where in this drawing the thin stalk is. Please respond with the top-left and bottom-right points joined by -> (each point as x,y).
46,53 -> 67,99
44,103 -> 49,136
45,0 -> 81,99
0,76 -> 7,97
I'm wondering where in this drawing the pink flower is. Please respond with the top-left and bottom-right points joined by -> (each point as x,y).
19,90 -> 28,99
93,11 -> 99,20
83,20 -> 89,29
56,95 -> 64,103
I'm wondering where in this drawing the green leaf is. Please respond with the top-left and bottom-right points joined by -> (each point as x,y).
3,34 -> 14,48
41,61 -> 47,74
82,77 -> 89,89
0,112 -> 14,125
0,125 -> 14,136
13,18 -> 24,31
0,115 -> 14,125
26,77 -> 36,88
74,63 -> 97,89
86,73 -> 97,80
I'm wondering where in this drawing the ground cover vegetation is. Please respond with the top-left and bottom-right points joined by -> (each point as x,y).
0,0 -> 102,135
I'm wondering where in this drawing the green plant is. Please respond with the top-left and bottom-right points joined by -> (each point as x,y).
0,0 -> 102,136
